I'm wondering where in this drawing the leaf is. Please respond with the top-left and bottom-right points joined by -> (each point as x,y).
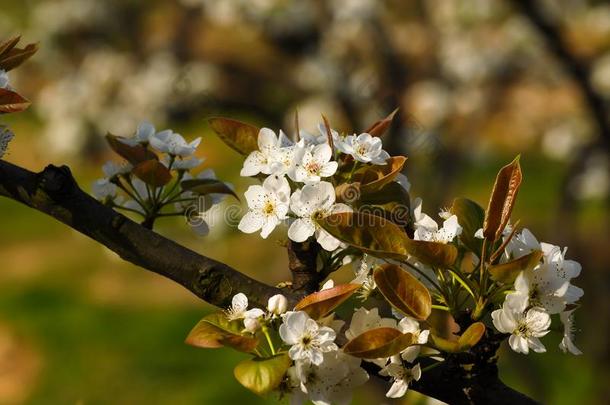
294,284 -> 360,319
181,178 -> 238,200
318,212 -> 409,259
489,250 -> 543,284
105,134 -> 158,165
365,108 -> 399,137
357,182 -> 413,230
185,312 -> 259,353
0,42 -> 39,71
483,157 -> 522,242
0,88 -> 30,114
132,159 -> 172,187
208,117 -> 259,155
234,354 -> 291,396
402,239 -> 458,268
343,327 -> 413,359
356,156 -> 408,194
373,264 -> 432,320
0,36 -> 21,57
429,322 -> 486,353
450,198 -> 485,253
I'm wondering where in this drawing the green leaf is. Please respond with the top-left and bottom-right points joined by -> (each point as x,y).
450,198 -> 485,253
294,283 -> 361,319
429,322 -> 486,353
355,156 -> 407,194
318,212 -> 409,259
374,263 -> 432,320
185,312 -> 259,353
105,134 -> 158,165
489,250 -> 543,284
208,117 -> 259,155
343,327 -> 413,358
234,354 -> 291,396
364,108 -> 399,137
181,178 -> 238,200
0,88 -> 30,114
133,159 -> 172,187
483,156 -> 522,242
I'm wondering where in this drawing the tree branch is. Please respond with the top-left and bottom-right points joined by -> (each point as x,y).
0,160 -> 286,309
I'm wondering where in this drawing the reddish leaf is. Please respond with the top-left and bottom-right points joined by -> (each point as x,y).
0,88 -> 30,114
0,42 -> 39,71
489,250 -> 543,284
356,156 -> 408,194
483,157 -> 522,242
402,238 -> 458,268
105,134 -> 158,165
374,264 -> 432,320
365,108 -> 399,137
186,312 -> 259,353
343,327 -> 413,359
133,159 -> 172,187
181,178 -> 238,200
208,117 -> 259,155
0,36 -> 21,57
294,283 -> 360,319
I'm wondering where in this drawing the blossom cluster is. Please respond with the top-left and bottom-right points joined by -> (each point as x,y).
237,124 -> 391,250
0,70 -> 15,159
92,121 -> 232,234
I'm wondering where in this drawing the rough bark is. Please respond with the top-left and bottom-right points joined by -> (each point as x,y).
0,158 -> 541,404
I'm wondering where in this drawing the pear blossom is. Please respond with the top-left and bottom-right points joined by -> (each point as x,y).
240,128 -> 294,177
102,161 -> 132,178
170,156 -> 204,171
288,181 -> 350,251
397,316 -> 430,363
92,178 -> 118,201
412,199 -> 462,244
379,357 -> 421,398
299,123 -> 341,147
119,121 -> 156,146
491,303 -> 551,354
351,254 -> 382,300
0,69 -> 9,89
346,307 -> 397,367
335,133 -> 389,164
503,228 -> 540,259
279,311 -> 338,365
0,125 -> 14,159
149,129 -> 201,157
225,293 -> 264,322
238,175 -> 290,238
559,309 -> 582,355
267,294 -> 288,316
287,350 -> 368,405
289,143 -> 338,183
243,317 -> 261,333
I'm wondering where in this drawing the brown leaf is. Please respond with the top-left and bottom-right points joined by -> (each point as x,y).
181,178 -> 239,200
105,134 -> 158,165
133,159 -> 172,187
0,42 -> 39,71
0,88 -> 30,114
402,238 -> 458,268
483,156 -> 522,242
365,108 -> 399,137
186,312 -> 259,353
450,198 -> 485,254
489,250 -> 543,284
429,322 -> 485,353
208,117 -> 259,155
355,156 -> 407,194
294,283 -> 360,319
0,36 -> 21,57
343,327 -> 413,358
374,263 -> 432,320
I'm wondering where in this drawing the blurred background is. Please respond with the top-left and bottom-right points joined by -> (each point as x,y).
0,0 -> 609,403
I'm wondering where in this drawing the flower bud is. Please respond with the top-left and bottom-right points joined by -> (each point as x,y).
244,317 -> 260,333
267,294 -> 288,316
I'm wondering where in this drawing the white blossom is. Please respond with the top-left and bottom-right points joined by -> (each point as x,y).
92,178 -> 118,201
119,121 -> 156,146
289,142 -> 338,183
288,181 -> 350,251
279,311 -> 338,365
335,133 -> 389,165
492,303 -> 551,354
102,161 -> 132,178
150,129 -> 201,157
0,69 -> 9,89
379,358 -> 421,398
238,175 -> 290,238
240,128 -> 294,177
559,309 -> 582,355
225,293 -> 264,322
397,316 -> 430,363
412,200 -> 462,244
267,294 -> 288,316
171,156 -> 204,170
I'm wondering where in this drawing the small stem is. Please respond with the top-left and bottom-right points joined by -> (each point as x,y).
262,325 -> 276,356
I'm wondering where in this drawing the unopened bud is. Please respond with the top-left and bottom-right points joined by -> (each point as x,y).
267,294 -> 288,316
244,317 -> 260,333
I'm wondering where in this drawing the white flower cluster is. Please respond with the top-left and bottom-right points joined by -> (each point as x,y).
238,124 -> 390,250
93,121 -> 229,235
0,69 -> 9,89
491,228 -> 584,355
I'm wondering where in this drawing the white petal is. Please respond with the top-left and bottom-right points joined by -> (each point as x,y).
238,211 -> 264,234
288,219 -> 316,243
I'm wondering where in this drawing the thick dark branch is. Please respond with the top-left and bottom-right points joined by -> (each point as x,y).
287,240 -> 322,295
0,160 -> 285,309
